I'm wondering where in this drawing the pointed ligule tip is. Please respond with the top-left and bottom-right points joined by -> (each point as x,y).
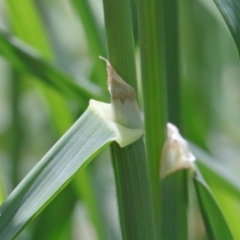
100,56 -> 136,104
100,56 -> 142,129
160,123 -> 196,179
99,56 -> 110,69
99,55 -> 108,63
99,56 -> 113,88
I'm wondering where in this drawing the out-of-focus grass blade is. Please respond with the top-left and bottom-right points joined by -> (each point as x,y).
70,0 -> 107,86
7,0 -> 75,177
7,1 -> 79,238
213,0 -> 240,55
190,143 -> 240,198
191,144 -> 240,239
6,2 -> 110,238
7,0 -> 77,135
70,0 -> 105,57
192,166 -> 233,240
0,32 -> 106,101
207,180 -> 240,240
0,100 -> 142,240
7,0 -> 51,59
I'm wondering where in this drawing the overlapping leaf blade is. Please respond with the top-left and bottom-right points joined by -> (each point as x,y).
192,166 -> 233,240
0,101 -> 128,240
190,143 -> 240,198
213,0 -> 240,55
0,32 -> 106,101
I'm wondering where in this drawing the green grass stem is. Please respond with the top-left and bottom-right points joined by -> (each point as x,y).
161,1 -> 188,239
161,171 -> 188,240
136,0 -> 167,235
102,0 -> 156,239
102,0 -> 137,93
163,0 -> 181,127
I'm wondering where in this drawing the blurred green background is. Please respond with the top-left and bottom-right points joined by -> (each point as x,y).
0,0 -> 240,239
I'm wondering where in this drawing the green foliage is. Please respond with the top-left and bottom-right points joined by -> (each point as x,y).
213,0 -> 240,55
0,0 -> 240,239
0,103 -> 118,239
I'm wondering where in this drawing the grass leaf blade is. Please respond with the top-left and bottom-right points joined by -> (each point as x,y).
0,32 -> 106,101
190,143 -> 240,198
213,0 -> 240,55
192,166 -> 233,240
0,99 -> 141,239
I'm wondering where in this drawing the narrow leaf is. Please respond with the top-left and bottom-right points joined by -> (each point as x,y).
0,32 -> 106,101
70,0 -> 107,86
190,143 -> 240,198
192,166 -> 233,240
6,0 -> 75,135
7,2 -> 83,238
213,0 -> 240,55
207,180 -> 240,240
0,99 -> 143,240
7,0 -> 52,59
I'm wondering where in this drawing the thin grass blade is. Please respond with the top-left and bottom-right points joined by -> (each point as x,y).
6,2 -> 85,238
192,166 -> 233,240
190,143 -> 240,198
70,0 -> 106,86
191,144 -> 240,239
0,32 -> 106,101
207,180 -> 240,240
0,99 -> 143,240
213,0 -> 240,55
7,0 -> 51,59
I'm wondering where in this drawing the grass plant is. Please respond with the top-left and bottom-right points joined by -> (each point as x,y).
0,0 -> 240,239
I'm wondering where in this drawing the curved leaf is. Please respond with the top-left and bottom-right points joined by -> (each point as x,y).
0,100 -> 143,240
0,32 -> 107,101
192,166 -> 233,240
190,143 -> 240,198
213,0 -> 240,55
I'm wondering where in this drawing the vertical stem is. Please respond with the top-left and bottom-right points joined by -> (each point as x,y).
161,1 -> 188,239
137,0 -> 167,235
161,171 -> 188,240
102,0 -> 156,239
164,0 -> 181,127
111,141 -> 156,240
102,0 -> 137,93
